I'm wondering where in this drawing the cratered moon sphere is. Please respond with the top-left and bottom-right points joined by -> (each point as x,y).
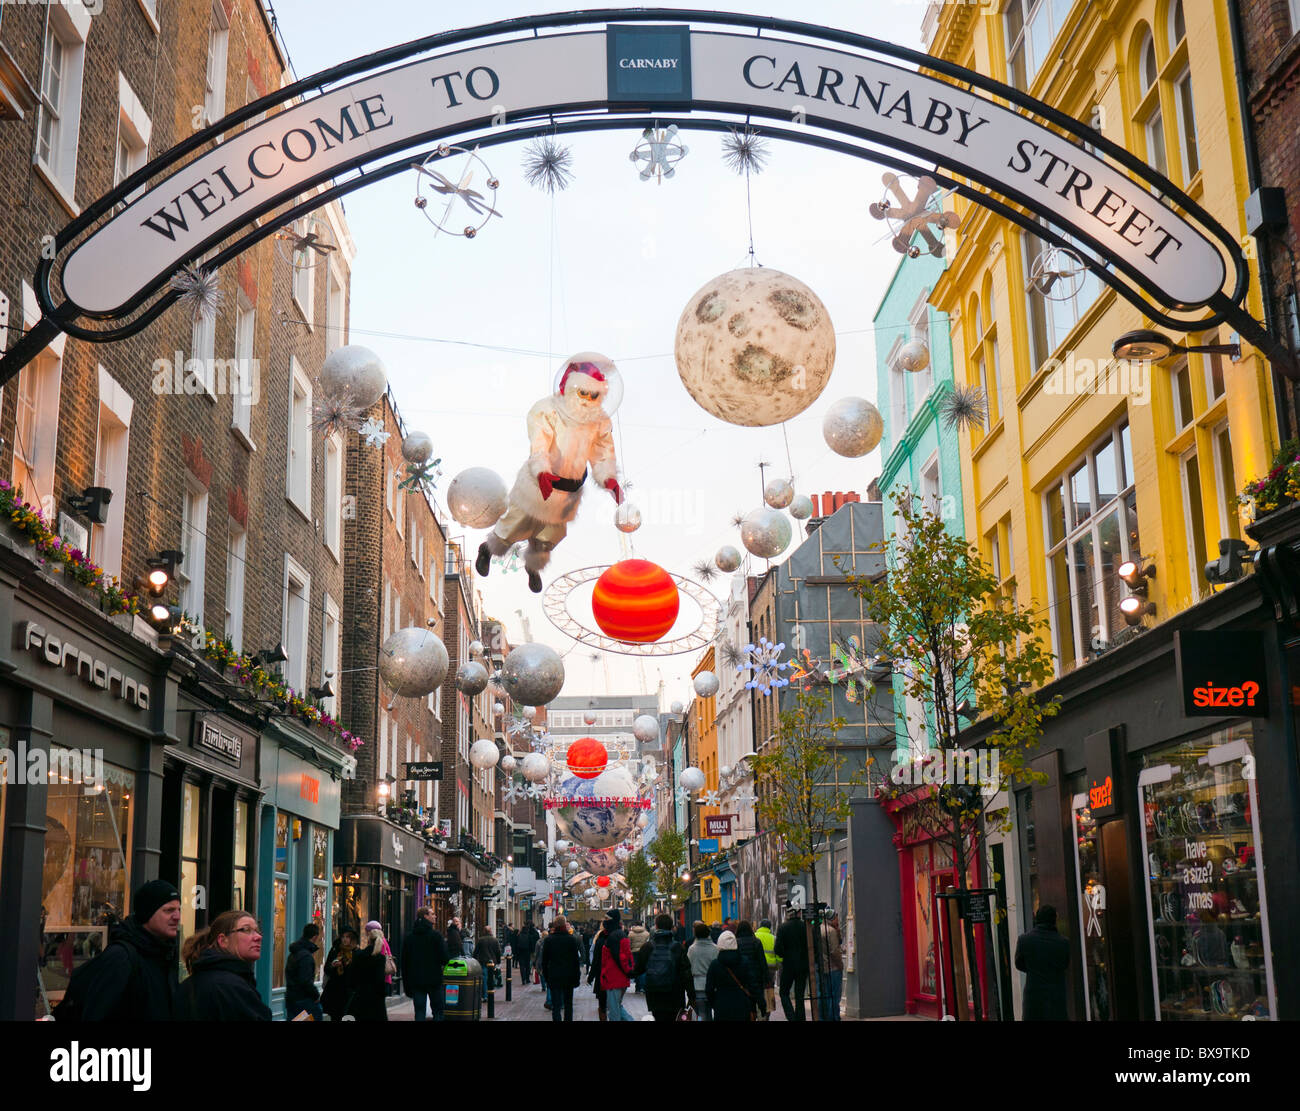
740,507 -> 793,559
822,396 -> 884,458
377,627 -> 449,697
318,344 -> 387,408
633,715 -> 660,743
674,268 -> 836,427
502,642 -> 565,706
447,467 -> 509,529
455,661 -> 489,696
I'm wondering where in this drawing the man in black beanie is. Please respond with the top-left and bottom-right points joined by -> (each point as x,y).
1014,904 -> 1070,1020
56,878 -> 181,1021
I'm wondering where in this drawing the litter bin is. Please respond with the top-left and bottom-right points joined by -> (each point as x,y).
443,957 -> 482,1021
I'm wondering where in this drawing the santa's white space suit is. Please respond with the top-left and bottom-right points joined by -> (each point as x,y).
477,355 -> 622,592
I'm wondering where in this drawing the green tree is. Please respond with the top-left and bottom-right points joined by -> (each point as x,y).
647,829 -> 690,909
623,849 -> 656,917
845,489 -> 1059,1020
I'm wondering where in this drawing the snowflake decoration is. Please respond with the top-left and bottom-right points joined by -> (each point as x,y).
629,124 -> 688,183
825,635 -> 877,703
502,781 -> 525,804
506,715 -> 532,737
311,389 -> 366,438
675,787 -> 691,804
522,136 -> 575,193
398,458 -> 443,496
169,263 -> 224,323
788,647 -> 828,690
735,792 -> 757,806
492,542 -> 527,574
359,417 -> 390,447
738,636 -> 790,696
525,782 -> 546,800
698,789 -> 721,806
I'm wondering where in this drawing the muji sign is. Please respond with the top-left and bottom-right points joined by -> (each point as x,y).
704,814 -> 734,837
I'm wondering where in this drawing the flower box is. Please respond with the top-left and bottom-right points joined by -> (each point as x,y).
1244,498 -> 1300,550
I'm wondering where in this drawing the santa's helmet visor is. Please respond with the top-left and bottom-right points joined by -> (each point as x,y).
553,351 -> 624,416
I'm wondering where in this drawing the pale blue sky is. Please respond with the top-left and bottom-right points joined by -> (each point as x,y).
270,1 -> 930,702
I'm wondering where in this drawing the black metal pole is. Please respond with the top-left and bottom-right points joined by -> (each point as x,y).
486,963 -> 495,1019
505,954 -> 512,1002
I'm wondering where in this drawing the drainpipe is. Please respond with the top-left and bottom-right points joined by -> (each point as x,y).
1227,0 -> 1295,442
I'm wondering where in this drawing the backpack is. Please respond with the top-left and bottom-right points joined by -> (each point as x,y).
51,942 -> 142,1022
644,941 -> 677,993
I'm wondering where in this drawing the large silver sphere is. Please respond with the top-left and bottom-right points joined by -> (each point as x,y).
670,700 -> 685,715
720,765 -> 733,779
502,642 -> 565,706
401,431 -> 434,464
614,502 -> 642,533
555,839 -> 570,852
693,670 -> 720,698
898,338 -> 931,373
377,627 -> 449,697
521,752 -> 551,783
715,545 -> 742,573
633,714 -> 659,743
469,639 -> 484,657
447,467 -> 509,529
566,860 -> 580,873
789,494 -> 814,520
455,660 -> 489,695
823,396 -> 884,458
493,701 -> 504,715
318,344 -> 387,408
674,268 -> 836,427
741,507 -> 793,559
680,766 -> 706,791
764,479 -> 795,509
522,706 -> 538,722
469,738 -> 500,770
500,754 -> 516,772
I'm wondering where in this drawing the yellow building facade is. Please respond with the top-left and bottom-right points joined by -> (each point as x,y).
929,0 -> 1281,670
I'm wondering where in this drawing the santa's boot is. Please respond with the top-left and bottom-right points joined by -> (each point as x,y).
475,543 -> 492,577
524,542 -> 551,594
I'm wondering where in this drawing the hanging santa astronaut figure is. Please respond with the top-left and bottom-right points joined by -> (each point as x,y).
476,353 -> 624,593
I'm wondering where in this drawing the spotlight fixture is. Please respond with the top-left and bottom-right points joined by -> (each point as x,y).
1119,595 -> 1156,625
309,679 -> 336,700
956,698 -> 976,720
145,550 -> 183,594
257,643 -> 289,665
148,602 -> 180,625
1117,557 -> 1157,587
64,486 -> 114,525
1111,329 -> 1241,363
1205,538 -> 1252,586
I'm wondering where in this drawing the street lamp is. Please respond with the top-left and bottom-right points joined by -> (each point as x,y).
1111,329 -> 1240,362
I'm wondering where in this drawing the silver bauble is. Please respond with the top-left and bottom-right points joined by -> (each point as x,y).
555,839 -> 570,852
614,846 -> 630,862
680,766 -> 706,791
318,344 -> 387,408
469,738 -> 500,770
764,479 -> 795,509
521,752 -> 551,783
583,711 -> 597,726
614,502 -> 642,533
898,338 -> 931,373
789,494 -> 814,520
566,860 -> 580,872
493,701 -> 505,715
447,467 -> 509,529
469,639 -> 484,657
720,765 -> 732,779
715,545 -> 742,573
822,396 -> 884,458
522,706 -> 538,722
670,700 -> 685,715
377,627 -> 449,697
740,507 -> 793,559
401,431 -> 434,464
455,660 -> 489,696
500,754 -> 517,772
693,670 -> 720,698
636,814 -> 650,829
502,642 -> 565,706
632,714 -> 660,743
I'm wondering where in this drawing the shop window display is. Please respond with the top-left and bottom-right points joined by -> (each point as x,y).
1072,800 -> 1109,1019
272,812 -> 289,989
1138,725 -> 1276,1020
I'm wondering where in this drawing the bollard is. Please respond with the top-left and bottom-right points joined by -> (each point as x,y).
486,963 -> 495,1019
505,954 -> 512,1002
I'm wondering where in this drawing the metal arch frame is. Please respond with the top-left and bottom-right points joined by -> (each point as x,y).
542,563 -> 720,656
1,8 -> 1289,381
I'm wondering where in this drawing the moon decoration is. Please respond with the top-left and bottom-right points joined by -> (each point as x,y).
455,661 -> 489,696
633,715 -> 660,743
614,502 -> 642,533
468,640 -> 484,657
671,701 -> 685,716
789,494 -> 814,520
715,545 -> 742,573
401,432 -> 434,464
521,752 -> 551,783
740,507 -> 793,559
501,642 -> 565,706
898,338 -> 931,373
469,738 -> 500,770
447,467 -> 509,529
822,397 -> 884,458
566,737 -> 609,780
764,479 -> 795,509
614,845 -> 631,862
591,559 -> 680,644
674,268 -> 836,427
493,701 -> 504,715
680,766 -> 706,791
377,627 -> 449,697
500,754 -> 516,772
318,345 -> 387,409
693,671 -> 720,698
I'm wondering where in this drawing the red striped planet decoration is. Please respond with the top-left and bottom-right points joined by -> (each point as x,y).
591,558 -> 680,643
566,736 -> 608,779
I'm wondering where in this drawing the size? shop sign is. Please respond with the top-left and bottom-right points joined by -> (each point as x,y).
1176,631 -> 1269,719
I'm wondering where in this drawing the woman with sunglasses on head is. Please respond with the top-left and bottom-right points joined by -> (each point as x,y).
176,911 -> 272,1021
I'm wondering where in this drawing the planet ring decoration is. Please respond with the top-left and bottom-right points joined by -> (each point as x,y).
543,564 -> 718,656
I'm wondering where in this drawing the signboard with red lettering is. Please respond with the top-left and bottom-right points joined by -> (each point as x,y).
704,814 -> 734,837
1176,631 -> 1269,719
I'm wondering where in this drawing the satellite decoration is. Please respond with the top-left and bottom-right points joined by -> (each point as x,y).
630,125 -> 689,183
412,145 -> 502,238
868,173 -> 960,258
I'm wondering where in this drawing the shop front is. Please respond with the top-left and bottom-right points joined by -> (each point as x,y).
0,550 -> 179,1020
257,721 -> 346,1017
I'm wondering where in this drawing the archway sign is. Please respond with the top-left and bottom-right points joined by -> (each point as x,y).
1,9 -> 1291,380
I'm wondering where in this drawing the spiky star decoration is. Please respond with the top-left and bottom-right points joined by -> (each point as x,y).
721,127 -> 770,176
169,264 -> 224,323
939,385 -> 988,432
358,416 -> 390,447
507,715 -> 532,738
719,640 -> 747,669
525,782 -> 546,800
692,558 -> 718,583
311,388 -> 366,438
398,458 -> 443,496
523,136 -> 574,194
730,510 -> 747,529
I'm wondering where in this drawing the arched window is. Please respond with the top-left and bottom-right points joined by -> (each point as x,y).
1134,27 -> 1167,179
1132,12 -> 1200,185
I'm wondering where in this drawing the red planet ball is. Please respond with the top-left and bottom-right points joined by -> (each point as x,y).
591,559 -> 680,643
566,736 -> 608,780
596,875 -> 611,888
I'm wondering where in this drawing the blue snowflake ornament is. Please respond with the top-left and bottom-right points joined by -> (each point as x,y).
738,636 -> 791,696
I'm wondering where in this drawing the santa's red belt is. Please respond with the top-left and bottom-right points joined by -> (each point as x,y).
550,470 -> 587,493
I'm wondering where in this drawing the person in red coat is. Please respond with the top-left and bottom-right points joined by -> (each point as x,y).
597,910 -> 636,1022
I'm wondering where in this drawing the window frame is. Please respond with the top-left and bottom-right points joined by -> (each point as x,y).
282,554 -> 311,694
324,432 -> 343,560
232,296 -> 256,447
225,522 -> 247,654
179,482 -> 209,623
286,357 -> 312,519
203,0 -> 230,128
33,2 -> 90,213
89,366 -> 134,580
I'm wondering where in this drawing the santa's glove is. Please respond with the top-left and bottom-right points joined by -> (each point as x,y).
537,472 -> 558,500
604,478 -> 624,505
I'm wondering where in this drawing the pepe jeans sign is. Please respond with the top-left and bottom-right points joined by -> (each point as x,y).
60,28 -> 1224,319
18,621 -> 149,709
